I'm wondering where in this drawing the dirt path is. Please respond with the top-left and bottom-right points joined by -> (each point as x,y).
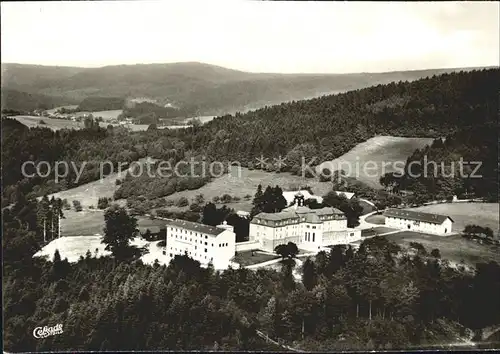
255,330 -> 305,352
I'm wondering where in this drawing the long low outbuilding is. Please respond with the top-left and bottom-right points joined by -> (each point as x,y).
383,208 -> 453,235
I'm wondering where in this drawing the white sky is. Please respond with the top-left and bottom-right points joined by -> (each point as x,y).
1,1 -> 498,73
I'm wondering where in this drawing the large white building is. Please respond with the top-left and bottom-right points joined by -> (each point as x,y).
384,208 -> 453,235
166,219 -> 236,268
249,193 -> 361,252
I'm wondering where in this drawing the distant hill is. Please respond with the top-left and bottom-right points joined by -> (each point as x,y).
1,62 -> 491,116
178,68 -> 498,201
183,68 -> 498,164
0,88 -> 77,113
1,63 -> 83,89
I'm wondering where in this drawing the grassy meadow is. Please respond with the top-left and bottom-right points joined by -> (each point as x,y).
316,136 -> 433,188
385,231 -> 500,267
164,166 -> 334,212
232,250 -> 279,267
44,172 -> 123,208
365,203 -> 499,236
45,105 -> 79,115
60,209 -> 169,236
13,115 -> 84,130
365,214 -> 386,225
408,203 -> 499,236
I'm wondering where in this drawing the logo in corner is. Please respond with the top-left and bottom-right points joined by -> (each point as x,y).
33,324 -> 64,339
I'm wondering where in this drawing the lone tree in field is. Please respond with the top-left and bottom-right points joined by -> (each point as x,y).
102,205 -> 139,261
72,200 -> 83,212
97,197 -> 110,210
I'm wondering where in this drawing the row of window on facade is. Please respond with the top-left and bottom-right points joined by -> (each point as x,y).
390,218 -> 439,228
169,250 -> 214,262
170,240 -> 229,248
261,214 -> 343,225
169,227 -> 210,238
305,232 -> 315,242
255,223 -> 318,229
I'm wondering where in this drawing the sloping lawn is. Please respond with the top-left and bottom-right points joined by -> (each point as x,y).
385,231 -> 500,266
361,226 -> 398,237
232,250 -> 279,266
408,203 -> 499,236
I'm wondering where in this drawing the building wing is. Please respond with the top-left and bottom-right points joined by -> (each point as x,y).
383,208 -> 453,224
166,219 -> 226,236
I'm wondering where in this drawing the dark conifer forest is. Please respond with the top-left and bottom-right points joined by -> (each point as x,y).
3,195 -> 500,351
3,68 -> 498,206
176,68 -> 498,164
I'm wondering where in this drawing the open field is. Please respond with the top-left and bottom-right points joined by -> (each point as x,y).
137,217 -> 170,232
60,210 -> 106,236
12,115 -> 84,130
11,115 -> 162,132
43,157 -> 156,207
44,172 -> 123,208
34,235 -> 236,269
45,105 -> 78,115
365,214 -> 386,225
385,231 -> 500,266
164,166 -> 333,212
45,107 -> 122,121
232,250 -> 279,266
33,235 -> 162,264
361,226 -> 398,237
408,203 -> 499,236
60,209 -> 170,236
34,235 -> 110,261
75,109 -> 122,120
317,136 -> 433,189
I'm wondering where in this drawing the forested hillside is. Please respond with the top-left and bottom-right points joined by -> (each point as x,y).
2,67 -> 500,351
3,196 -> 500,351
380,124 -> 498,202
1,89 -> 77,113
2,62 -> 485,116
1,63 -> 83,90
1,118 -> 189,206
180,68 -> 498,164
3,69 -> 498,205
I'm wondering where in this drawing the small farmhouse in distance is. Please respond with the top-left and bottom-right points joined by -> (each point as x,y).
236,210 -> 250,218
282,190 -> 323,207
383,208 -> 453,235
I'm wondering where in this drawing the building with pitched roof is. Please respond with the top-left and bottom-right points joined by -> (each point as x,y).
383,208 -> 453,235
165,219 -> 236,268
249,193 -> 361,252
